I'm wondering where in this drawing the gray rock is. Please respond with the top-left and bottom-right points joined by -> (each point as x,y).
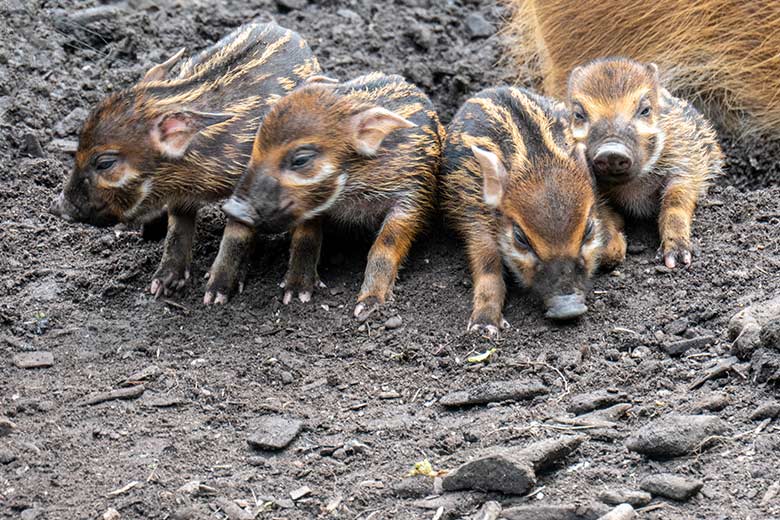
392,476 -> 433,498
625,414 -> 727,459
54,107 -> 88,137
13,351 -> 54,369
729,295 -> 780,359
598,489 -> 652,507
662,335 -> 715,357
215,498 -> 253,520
442,435 -> 585,495
289,486 -> 311,500
277,0 -> 307,9
597,504 -> 636,520
0,448 -> 16,464
247,416 -> 303,451
464,13 -> 494,38
761,319 -> 780,350
440,380 -> 548,407
47,138 -> 78,154
412,491 -> 481,516
750,401 -> 780,421
690,393 -> 730,413
664,317 -> 689,336
473,500 -> 501,520
0,417 -> 16,436
384,316 -> 403,329
641,473 -> 703,501
751,349 -> 780,384
567,390 -> 629,415
501,503 -> 610,520
20,509 -> 41,520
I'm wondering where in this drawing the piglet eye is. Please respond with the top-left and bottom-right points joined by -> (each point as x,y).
289,146 -> 318,170
513,224 -> 529,248
94,154 -> 117,172
639,106 -> 652,118
573,111 -> 585,122
584,219 -> 595,240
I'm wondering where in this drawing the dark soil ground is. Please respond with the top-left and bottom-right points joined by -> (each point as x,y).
1,1 -> 779,519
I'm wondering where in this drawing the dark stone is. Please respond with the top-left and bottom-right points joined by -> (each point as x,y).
625,414 -> 727,459
464,13 -> 493,38
440,380 -> 548,407
247,416 -> 303,451
567,389 -> 630,415
641,474 -> 703,501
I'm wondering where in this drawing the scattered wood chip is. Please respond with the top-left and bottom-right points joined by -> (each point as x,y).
107,481 -> 139,497
688,357 -> 738,390
13,351 -> 54,369
761,481 -> 780,506
290,486 -> 312,501
79,385 -> 145,406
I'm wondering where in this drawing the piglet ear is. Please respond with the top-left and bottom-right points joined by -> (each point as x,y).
471,145 -> 508,208
646,62 -> 660,81
350,107 -> 416,156
567,65 -> 585,96
142,48 -> 186,82
151,110 -> 234,159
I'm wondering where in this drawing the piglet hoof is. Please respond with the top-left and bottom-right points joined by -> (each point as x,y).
354,296 -> 382,322
281,276 -> 324,305
150,265 -> 190,299
203,268 -> 243,306
466,315 -> 509,339
658,238 -> 693,269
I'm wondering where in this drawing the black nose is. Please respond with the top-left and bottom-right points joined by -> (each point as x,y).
545,293 -> 588,321
222,197 -> 258,228
592,143 -> 633,175
49,192 -> 74,222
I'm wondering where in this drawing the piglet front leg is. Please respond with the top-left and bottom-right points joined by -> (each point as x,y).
150,205 -> 197,298
282,218 -> 325,304
354,205 -> 425,321
203,219 -> 254,305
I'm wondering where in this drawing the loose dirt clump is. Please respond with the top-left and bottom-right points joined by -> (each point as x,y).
1,1 -> 778,519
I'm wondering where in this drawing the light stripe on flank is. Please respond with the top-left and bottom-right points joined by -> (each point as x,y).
508,88 -> 570,162
467,97 -> 528,171
301,173 -> 348,221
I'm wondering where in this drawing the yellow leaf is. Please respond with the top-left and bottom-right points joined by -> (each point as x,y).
407,459 -> 445,478
467,348 -> 496,364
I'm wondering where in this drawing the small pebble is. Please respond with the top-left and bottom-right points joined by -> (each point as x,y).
384,316 -> 403,329
641,473 -> 703,501
464,13 -> 493,38
750,401 -> 780,421
13,351 -> 54,369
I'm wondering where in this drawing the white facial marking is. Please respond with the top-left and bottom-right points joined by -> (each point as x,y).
498,230 -> 535,287
641,128 -> 666,174
571,125 -> 589,140
124,178 -> 154,219
581,220 -> 604,260
301,172 -> 347,221
287,163 -> 335,186
100,168 -> 135,188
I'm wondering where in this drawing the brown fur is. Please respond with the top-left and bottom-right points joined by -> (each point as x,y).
567,58 -> 723,268
50,22 -> 321,303
440,87 -> 615,335
225,72 -> 443,318
503,0 -> 780,137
